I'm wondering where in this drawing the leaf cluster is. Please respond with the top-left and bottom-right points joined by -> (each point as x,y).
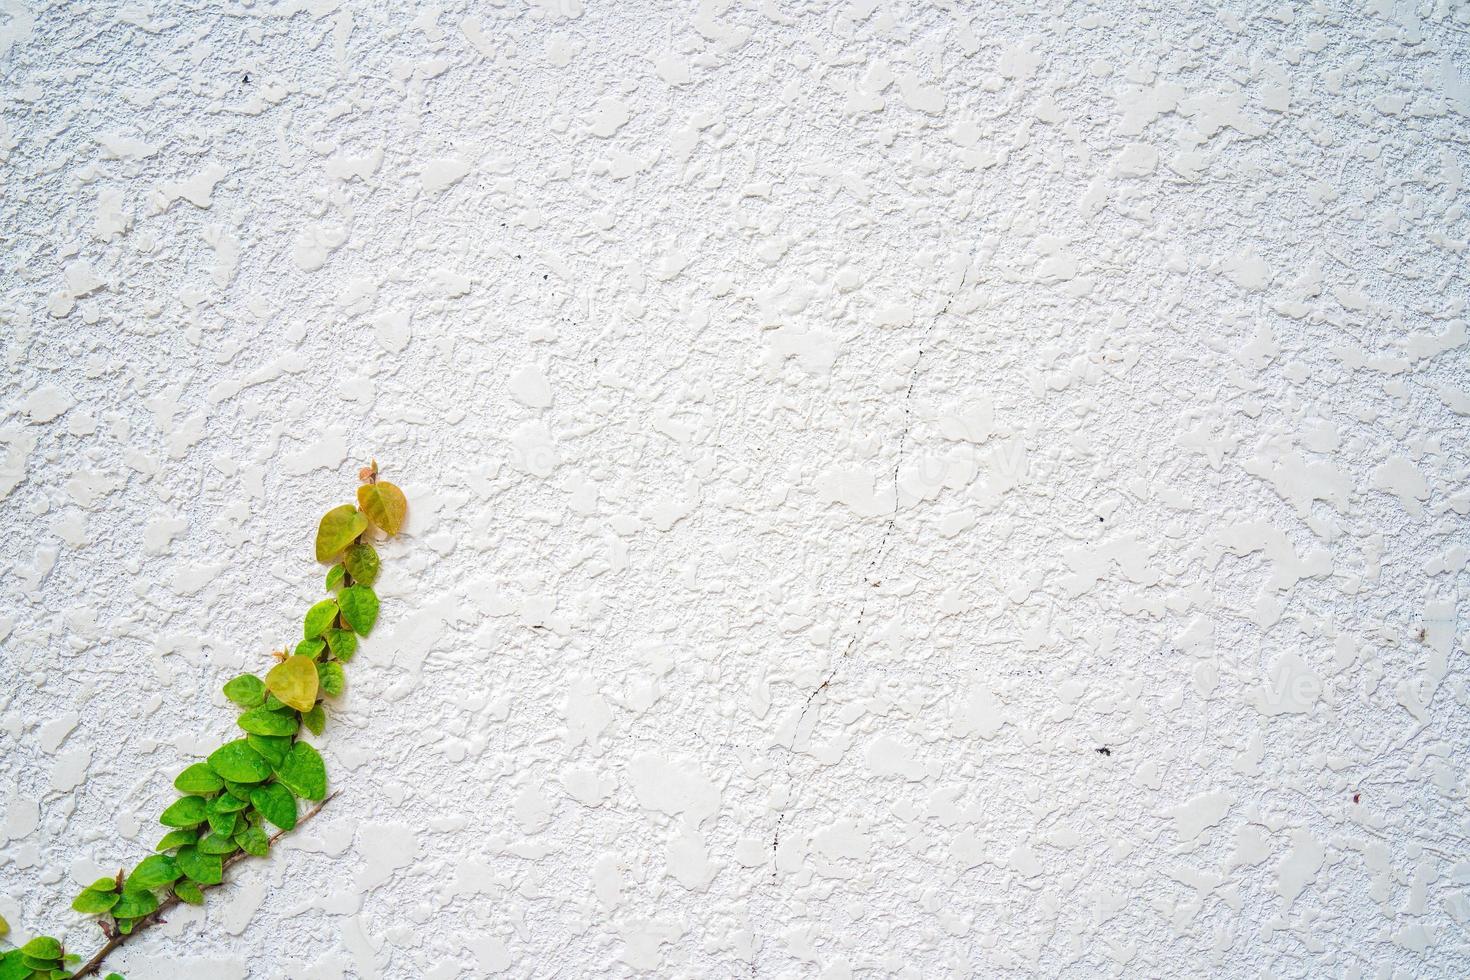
0,935 -> 121,980
1,470 -> 408,980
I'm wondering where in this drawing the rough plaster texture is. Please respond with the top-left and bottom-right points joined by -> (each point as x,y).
2,1 -> 1470,977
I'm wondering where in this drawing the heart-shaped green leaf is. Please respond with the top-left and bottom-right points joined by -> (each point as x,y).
325,628 -> 357,662
209,791 -> 249,815
125,854 -> 179,891
235,827 -> 270,857
315,505 -> 367,562
237,706 -> 300,737
206,806 -> 242,836
343,542 -> 380,586
159,795 -> 208,828
21,938 -> 61,961
250,782 -> 298,831
173,763 -> 223,795
303,599 -> 339,639
222,673 -> 266,708
246,734 -> 291,769
338,585 -> 378,635
173,879 -> 205,905
207,740 -> 271,784
277,741 -> 327,800
174,846 -> 223,885
112,888 -> 159,919
317,661 -> 345,697
71,887 -> 119,915
156,829 -> 197,851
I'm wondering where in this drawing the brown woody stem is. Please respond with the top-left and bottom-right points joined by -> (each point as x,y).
70,792 -> 337,979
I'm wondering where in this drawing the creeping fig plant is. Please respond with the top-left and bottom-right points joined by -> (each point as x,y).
0,467 -> 407,980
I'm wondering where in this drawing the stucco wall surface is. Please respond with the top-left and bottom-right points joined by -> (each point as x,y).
3,1 -> 1470,977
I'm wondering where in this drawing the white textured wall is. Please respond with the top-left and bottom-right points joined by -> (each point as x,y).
3,1 -> 1470,977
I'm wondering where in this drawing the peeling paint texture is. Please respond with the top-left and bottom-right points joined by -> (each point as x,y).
3,2 -> 1470,977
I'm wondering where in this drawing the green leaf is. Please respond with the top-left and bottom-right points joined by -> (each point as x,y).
207,740 -> 271,784
174,846 -> 222,885
235,827 -> 270,857
245,734 -> 291,769
210,791 -> 250,814
222,673 -> 266,708
106,974 -> 127,980
302,703 -> 326,736
303,599 -> 339,639
86,876 -> 119,892
111,889 -> 159,920
219,810 -> 246,834
325,564 -> 346,591
357,481 -> 407,534
266,654 -> 319,711
0,953 -> 25,980
206,807 -> 243,836
159,795 -> 208,828
173,763 -> 224,795
325,628 -> 357,662
156,829 -> 197,851
199,830 -> 237,855
296,637 -> 327,659
214,793 -> 249,816
337,585 -> 379,635
125,855 -> 179,891
315,505 -> 367,562
173,879 -> 204,906
71,887 -> 119,914
115,917 -> 136,935
237,705 -> 300,737
277,741 -> 327,800
317,661 -> 345,697
21,939 -> 61,962
20,940 -> 60,963
343,542 -> 380,586
250,783 -> 297,831
222,778 -> 256,801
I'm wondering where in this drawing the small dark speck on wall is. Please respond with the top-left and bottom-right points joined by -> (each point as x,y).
1095,746 -> 1111,756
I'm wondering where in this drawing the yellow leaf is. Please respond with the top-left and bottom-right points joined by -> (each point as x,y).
266,655 -> 319,712
315,505 -> 368,562
357,481 -> 408,535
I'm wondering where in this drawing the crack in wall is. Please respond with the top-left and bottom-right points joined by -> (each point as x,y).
756,297 -> 951,971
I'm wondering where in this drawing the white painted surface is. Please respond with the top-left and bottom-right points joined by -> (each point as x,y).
2,2 -> 1469,977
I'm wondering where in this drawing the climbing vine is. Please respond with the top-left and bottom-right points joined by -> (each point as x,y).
0,464 -> 409,980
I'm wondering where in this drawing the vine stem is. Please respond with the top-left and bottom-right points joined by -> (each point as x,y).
70,792 -> 338,979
